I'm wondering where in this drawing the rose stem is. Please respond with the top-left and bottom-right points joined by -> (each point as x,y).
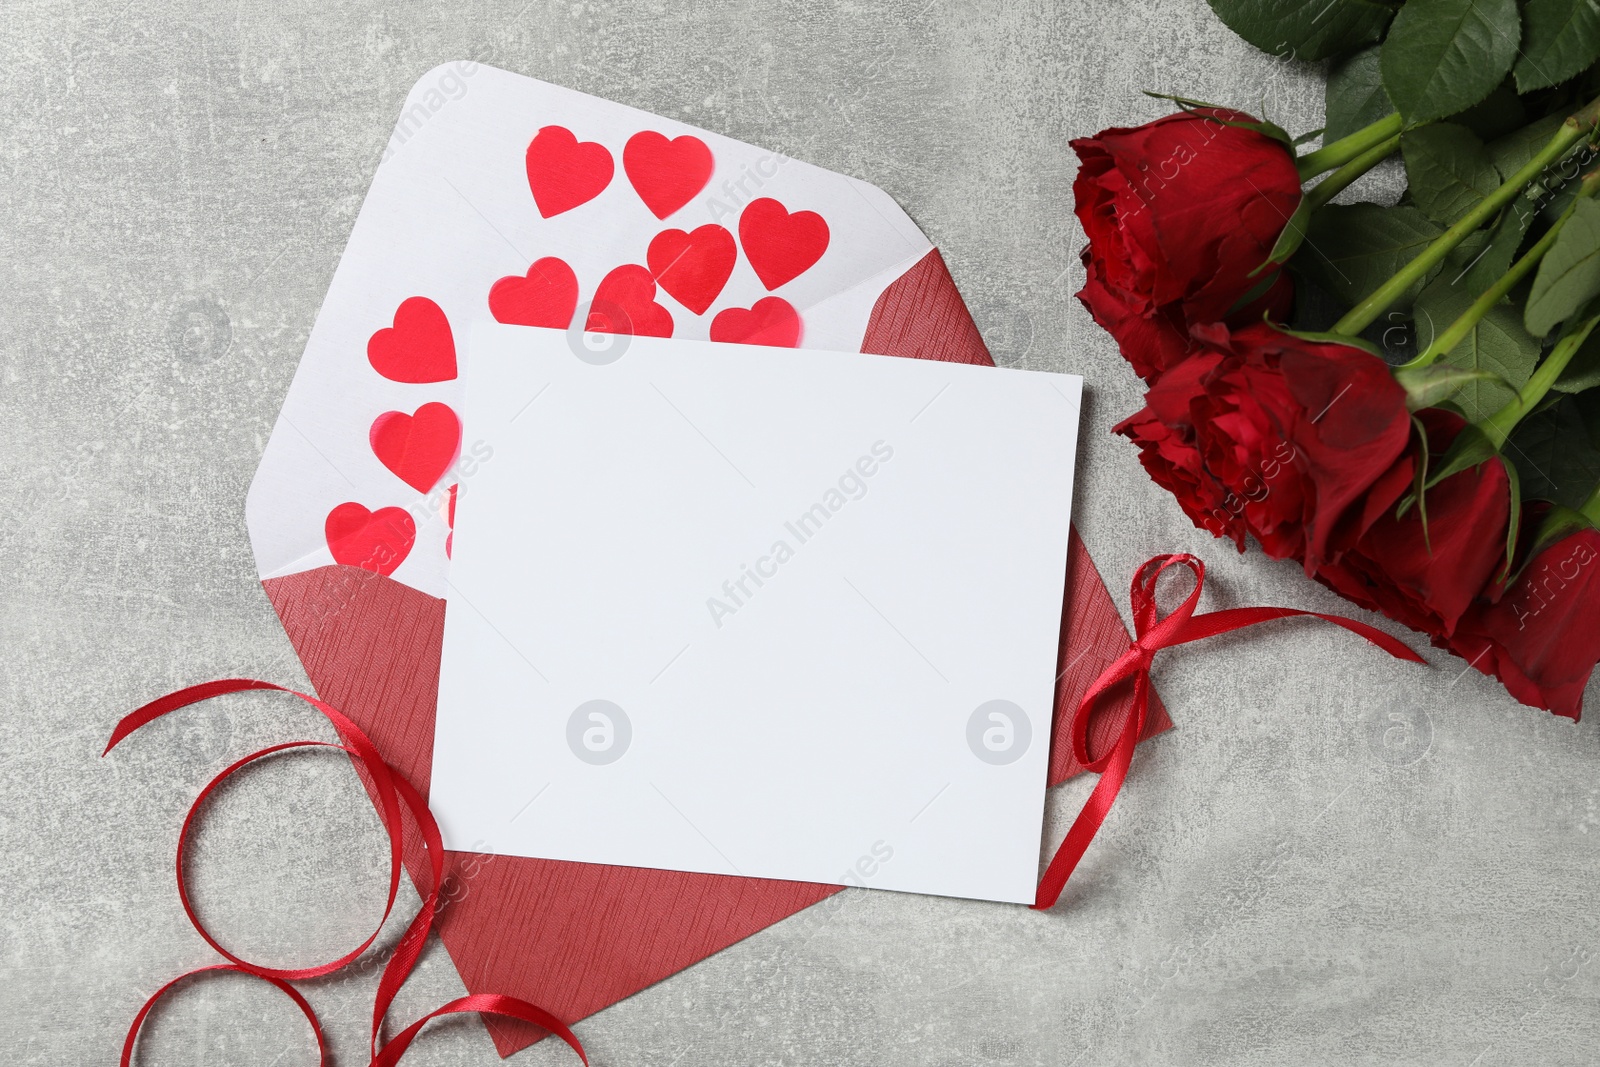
1331,97 -> 1600,337
1296,112 -> 1404,181
1478,313 -> 1600,449
1302,134 -> 1402,212
1405,170 -> 1600,369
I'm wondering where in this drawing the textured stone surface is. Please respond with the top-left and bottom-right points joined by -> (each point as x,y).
2,1 -> 1597,1064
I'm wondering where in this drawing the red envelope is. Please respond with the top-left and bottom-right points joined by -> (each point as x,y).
261,248 -> 1167,1056
244,66 -> 1171,1054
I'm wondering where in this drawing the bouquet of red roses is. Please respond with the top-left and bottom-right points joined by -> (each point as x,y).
1076,0 -> 1600,718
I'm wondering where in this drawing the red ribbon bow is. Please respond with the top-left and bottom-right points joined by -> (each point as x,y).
1033,553 -> 1425,910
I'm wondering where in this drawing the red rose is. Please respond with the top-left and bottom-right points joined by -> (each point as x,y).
1313,409 -> 1511,640
1114,323 -> 1411,567
1114,354 -> 1244,545
1072,108 -> 1301,381
1442,528 -> 1600,719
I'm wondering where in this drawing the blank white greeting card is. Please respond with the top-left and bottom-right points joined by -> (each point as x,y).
430,323 -> 1082,903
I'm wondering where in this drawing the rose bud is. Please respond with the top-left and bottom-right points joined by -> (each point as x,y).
1313,409 -> 1512,641
1444,527 -> 1600,720
1072,108 -> 1301,382
1114,323 -> 1411,569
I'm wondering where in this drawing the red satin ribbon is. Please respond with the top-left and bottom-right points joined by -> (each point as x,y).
107,555 -> 1425,1057
1032,553 -> 1425,910
103,679 -> 586,1066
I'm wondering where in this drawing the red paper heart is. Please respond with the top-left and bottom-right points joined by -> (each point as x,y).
738,198 -> 829,290
624,131 -> 714,220
647,225 -> 736,315
369,402 -> 461,494
367,297 -> 456,384
588,265 -> 674,338
525,126 -> 614,218
710,297 -> 802,348
323,503 -> 415,576
489,257 -> 580,329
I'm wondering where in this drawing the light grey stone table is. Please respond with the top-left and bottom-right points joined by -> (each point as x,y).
4,1 -> 1597,1064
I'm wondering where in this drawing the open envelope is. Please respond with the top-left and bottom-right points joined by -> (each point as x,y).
246,63 -> 1170,1054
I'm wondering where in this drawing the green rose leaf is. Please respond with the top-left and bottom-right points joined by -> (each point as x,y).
1526,198 -> 1600,337
1258,198 -> 1314,272
1487,111 -> 1570,184
1380,0 -> 1521,124
1276,324 -> 1383,356
1207,0 -> 1395,61
1295,203 -> 1446,313
1513,0 -> 1600,93
1451,203 -> 1537,295
1438,227 -> 1492,288
1512,504 -> 1597,584
1507,391 -> 1600,508
1413,277 -> 1540,419
1554,328 -> 1600,394
1501,459 -> 1523,579
1452,83 -> 1527,142
1394,363 -> 1505,410
1325,46 -> 1395,143
1425,422 -> 1499,489
1536,164 -> 1600,229
1401,123 -> 1502,226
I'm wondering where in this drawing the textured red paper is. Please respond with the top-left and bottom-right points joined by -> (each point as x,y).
262,248 -> 1169,1056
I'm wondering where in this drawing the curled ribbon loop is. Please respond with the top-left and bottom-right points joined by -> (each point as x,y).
120,965 -> 327,1067
104,679 -> 587,1066
173,739 -> 404,983
1034,553 -> 1424,911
